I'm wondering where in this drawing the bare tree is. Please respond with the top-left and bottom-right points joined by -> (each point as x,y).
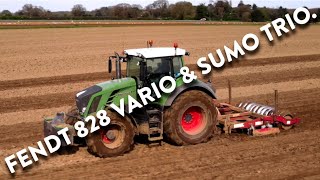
17,4 -> 48,18
71,4 -> 86,17
0,1 -> 299,22
32,6 -> 47,17
208,0 -> 232,20
146,0 -> 169,19
109,3 -> 142,19
152,0 -> 169,9
170,1 -> 195,20
93,7 -> 111,18
132,4 -> 143,10
237,1 -> 252,21
22,4 -> 33,17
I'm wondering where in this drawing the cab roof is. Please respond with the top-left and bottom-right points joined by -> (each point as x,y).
124,47 -> 187,59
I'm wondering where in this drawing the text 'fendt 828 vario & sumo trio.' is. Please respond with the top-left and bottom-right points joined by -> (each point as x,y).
44,42 -> 301,157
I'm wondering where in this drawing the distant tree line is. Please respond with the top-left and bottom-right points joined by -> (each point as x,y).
1,0 -> 319,22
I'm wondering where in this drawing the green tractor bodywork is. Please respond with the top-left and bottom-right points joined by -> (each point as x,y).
79,78 -> 138,117
44,47 -> 217,157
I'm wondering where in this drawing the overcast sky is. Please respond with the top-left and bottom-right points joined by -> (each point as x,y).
0,0 -> 319,12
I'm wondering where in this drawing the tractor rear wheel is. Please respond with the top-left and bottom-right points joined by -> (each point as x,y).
86,111 -> 135,157
164,90 -> 217,145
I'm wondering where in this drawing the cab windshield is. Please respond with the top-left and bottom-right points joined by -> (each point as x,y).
127,56 -> 143,78
127,56 -> 183,79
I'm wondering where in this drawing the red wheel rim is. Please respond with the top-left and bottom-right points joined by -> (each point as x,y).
101,130 -> 114,144
181,106 -> 206,135
100,124 -> 125,149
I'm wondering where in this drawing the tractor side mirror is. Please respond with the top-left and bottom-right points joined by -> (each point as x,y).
139,61 -> 147,81
108,58 -> 112,73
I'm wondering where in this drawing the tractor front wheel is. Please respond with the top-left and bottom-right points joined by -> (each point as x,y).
164,90 -> 217,145
86,112 -> 135,157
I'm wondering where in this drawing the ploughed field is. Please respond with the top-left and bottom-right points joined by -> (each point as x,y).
0,25 -> 319,179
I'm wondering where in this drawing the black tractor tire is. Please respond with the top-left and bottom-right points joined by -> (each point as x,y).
86,111 -> 135,157
65,105 -> 79,125
164,90 -> 217,145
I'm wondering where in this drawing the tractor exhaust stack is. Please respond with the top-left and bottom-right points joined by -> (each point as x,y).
115,52 -> 121,79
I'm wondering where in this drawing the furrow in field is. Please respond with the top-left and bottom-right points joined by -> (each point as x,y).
0,54 -> 318,91
0,87 -> 318,151
208,60 -> 320,77
216,78 -> 320,100
0,72 -> 110,91
0,66 -> 318,114
0,87 -> 319,179
0,106 -> 70,126
212,67 -> 320,89
1,25 -> 320,180
0,92 -> 76,114
7,126 -> 320,179
0,81 -> 102,99
0,64 -> 318,100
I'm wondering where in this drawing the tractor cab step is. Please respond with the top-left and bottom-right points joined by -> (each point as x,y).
149,127 -> 161,133
146,109 -> 163,142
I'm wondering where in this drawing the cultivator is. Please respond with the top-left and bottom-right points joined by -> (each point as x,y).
215,87 -> 301,136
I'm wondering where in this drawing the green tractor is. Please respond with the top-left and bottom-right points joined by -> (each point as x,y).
44,45 -> 218,157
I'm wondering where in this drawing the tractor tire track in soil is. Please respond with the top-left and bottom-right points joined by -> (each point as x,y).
0,88 -> 318,150
0,54 -> 318,91
212,67 -> 320,89
5,115 -> 320,179
0,72 -> 109,91
0,54 -> 319,179
0,66 -> 319,114
0,91 -> 319,179
1,25 -> 320,179
0,92 -> 76,114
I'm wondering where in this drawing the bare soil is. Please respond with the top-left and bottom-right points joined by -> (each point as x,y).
0,25 -> 319,179
0,25 -> 319,80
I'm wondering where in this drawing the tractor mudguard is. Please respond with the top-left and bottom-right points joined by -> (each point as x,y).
44,113 -> 76,147
164,80 -> 217,107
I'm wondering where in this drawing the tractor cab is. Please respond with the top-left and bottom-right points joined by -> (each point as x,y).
108,45 -> 190,88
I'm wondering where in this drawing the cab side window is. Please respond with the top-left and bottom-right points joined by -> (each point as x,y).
172,56 -> 182,75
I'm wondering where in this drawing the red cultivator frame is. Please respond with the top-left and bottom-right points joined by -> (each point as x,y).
215,82 -> 301,136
